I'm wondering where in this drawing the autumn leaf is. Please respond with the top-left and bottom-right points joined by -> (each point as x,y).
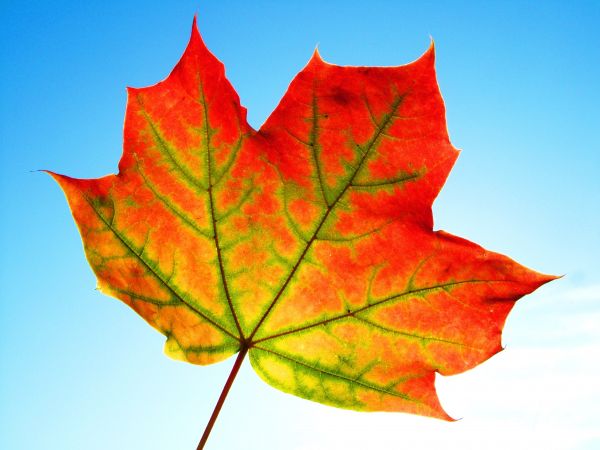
49,18 -> 555,448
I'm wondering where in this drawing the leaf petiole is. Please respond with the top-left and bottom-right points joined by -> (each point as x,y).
196,346 -> 248,450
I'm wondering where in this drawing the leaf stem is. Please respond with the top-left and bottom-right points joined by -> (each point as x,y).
196,346 -> 248,450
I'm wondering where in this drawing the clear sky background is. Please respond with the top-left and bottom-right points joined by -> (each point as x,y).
1,1 -> 599,449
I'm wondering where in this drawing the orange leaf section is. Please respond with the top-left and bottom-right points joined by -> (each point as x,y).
52,19 -> 555,419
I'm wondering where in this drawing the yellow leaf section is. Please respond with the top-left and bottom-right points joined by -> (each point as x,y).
250,337 -> 449,418
249,226 -> 554,417
50,173 -> 240,365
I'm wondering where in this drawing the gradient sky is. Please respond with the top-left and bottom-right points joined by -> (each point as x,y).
1,1 -> 599,449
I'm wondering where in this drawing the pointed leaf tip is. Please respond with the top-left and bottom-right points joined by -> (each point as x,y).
185,14 -> 208,53
190,15 -> 201,43
416,39 -> 436,67
308,46 -> 326,67
428,36 -> 435,52
312,46 -> 323,61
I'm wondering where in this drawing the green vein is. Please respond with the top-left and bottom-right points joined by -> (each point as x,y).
212,133 -> 246,187
309,88 -> 330,206
109,286 -> 180,306
166,332 -> 239,355
316,219 -> 395,243
253,279 -> 504,344
363,94 -> 379,128
199,80 -> 245,341
136,100 -> 208,193
248,94 -> 405,342
253,346 -> 416,403
215,185 -> 257,223
350,171 -> 422,189
352,315 -> 478,350
82,193 -> 239,341
266,156 -> 310,243
136,163 -> 213,239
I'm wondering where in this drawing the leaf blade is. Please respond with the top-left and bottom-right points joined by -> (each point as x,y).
51,19 -> 557,425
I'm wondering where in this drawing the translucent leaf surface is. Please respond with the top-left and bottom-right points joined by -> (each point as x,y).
51,18 -> 555,421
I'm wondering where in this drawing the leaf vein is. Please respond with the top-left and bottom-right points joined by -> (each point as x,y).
254,346 -> 416,403
248,94 -> 405,342
199,80 -> 245,341
82,193 -> 239,340
254,279 -> 512,343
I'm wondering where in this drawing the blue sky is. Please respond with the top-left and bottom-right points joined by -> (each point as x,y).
1,1 -> 599,449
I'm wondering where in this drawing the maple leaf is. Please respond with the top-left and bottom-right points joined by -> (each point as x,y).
50,18 -> 555,448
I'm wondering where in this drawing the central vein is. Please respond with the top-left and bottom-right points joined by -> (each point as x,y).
199,80 -> 245,342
